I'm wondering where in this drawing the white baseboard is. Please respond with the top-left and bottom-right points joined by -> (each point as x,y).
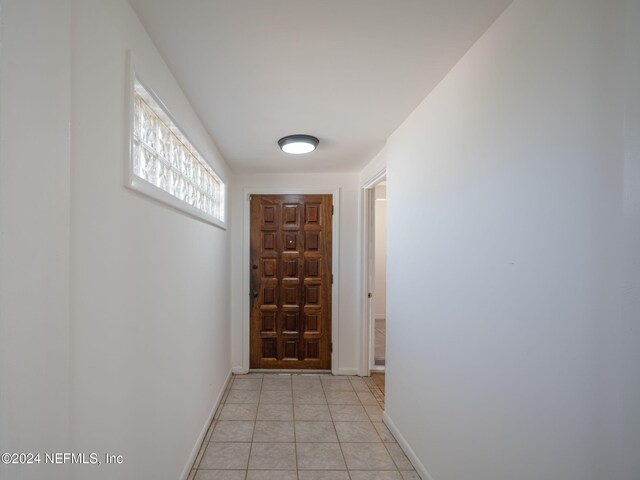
383,411 -> 434,480
334,367 -> 358,376
180,370 -> 233,480
234,366 -> 357,376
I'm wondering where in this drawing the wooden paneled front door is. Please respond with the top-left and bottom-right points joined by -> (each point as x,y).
250,194 -> 333,369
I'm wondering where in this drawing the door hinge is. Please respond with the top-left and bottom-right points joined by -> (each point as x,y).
331,204 -> 334,215
330,342 -> 333,353
331,274 -> 334,284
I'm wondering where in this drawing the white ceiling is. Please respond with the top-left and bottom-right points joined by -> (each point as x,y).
129,0 -> 512,173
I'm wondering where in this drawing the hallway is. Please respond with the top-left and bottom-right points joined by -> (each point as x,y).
2,1 -> 639,480
188,374 -> 409,480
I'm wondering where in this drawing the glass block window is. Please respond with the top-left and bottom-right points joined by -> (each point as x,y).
131,79 -> 225,223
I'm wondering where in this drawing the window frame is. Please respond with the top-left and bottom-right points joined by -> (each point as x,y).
126,54 -> 227,229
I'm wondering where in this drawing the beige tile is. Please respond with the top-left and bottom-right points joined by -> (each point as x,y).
297,472 -> 349,480
246,471 -> 296,480
364,404 -> 384,422
341,443 -> 396,470
296,442 -> 346,470
257,403 -> 293,421
199,442 -> 251,470
261,376 -> 292,391
232,377 -> 262,391
334,421 -> 380,442
293,391 -> 327,405
372,422 -> 396,443
295,421 -> 338,442
349,472 -> 402,480
219,404 -> 258,421
253,421 -> 294,442
400,471 -> 422,480
226,389 -> 261,404
248,442 -> 296,470
349,378 -> 370,392
321,378 -> 354,392
211,421 -> 255,442
325,391 -> 361,405
293,384 -> 325,394
195,471 -> 246,480
356,390 -> 379,405
386,443 -> 413,470
328,405 -> 369,422
259,390 -> 293,404
292,375 -> 321,387
294,404 -> 331,421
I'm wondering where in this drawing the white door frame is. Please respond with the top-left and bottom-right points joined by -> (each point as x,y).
242,187 -> 341,374
359,168 -> 386,376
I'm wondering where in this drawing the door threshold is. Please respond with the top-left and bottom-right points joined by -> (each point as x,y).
249,369 -> 332,375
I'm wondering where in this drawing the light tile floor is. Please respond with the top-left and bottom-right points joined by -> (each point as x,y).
188,373 -> 420,480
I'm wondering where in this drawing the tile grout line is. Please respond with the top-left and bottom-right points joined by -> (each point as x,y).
291,378 -> 298,479
320,376 -> 352,479
244,375 -> 261,478
192,374 -> 233,473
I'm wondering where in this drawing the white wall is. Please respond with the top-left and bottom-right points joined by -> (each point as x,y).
1,1 -> 232,479
374,186 -> 387,317
69,1 -> 233,479
383,1 -> 640,479
360,147 -> 387,187
230,173 -> 361,375
0,2 -> 71,479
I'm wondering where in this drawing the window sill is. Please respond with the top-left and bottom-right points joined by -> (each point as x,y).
127,176 -> 227,230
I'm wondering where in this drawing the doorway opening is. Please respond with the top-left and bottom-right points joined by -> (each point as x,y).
372,182 -> 387,370
361,173 -> 387,377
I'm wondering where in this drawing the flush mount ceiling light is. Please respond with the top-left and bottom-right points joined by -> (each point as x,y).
278,134 -> 319,154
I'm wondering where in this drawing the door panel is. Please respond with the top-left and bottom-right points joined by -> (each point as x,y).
250,194 -> 332,369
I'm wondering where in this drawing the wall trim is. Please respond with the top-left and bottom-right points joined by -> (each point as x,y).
383,411 -> 434,480
375,314 -> 386,320
180,370 -> 233,480
335,367 -> 359,376
361,162 -> 387,189
242,187 -> 341,374
359,169 -> 386,376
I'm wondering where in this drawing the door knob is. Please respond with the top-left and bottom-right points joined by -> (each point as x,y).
252,291 -> 258,298
252,264 -> 258,270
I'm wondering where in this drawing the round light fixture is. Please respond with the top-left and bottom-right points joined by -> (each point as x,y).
278,134 -> 319,154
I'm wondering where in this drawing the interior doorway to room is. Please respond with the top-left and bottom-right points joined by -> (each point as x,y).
372,183 -> 387,369
249,194 -> 333,370
362,175 -> 387,374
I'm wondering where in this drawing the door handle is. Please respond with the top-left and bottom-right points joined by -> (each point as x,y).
252,264 -> 258,270
252,291 -> 258,299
